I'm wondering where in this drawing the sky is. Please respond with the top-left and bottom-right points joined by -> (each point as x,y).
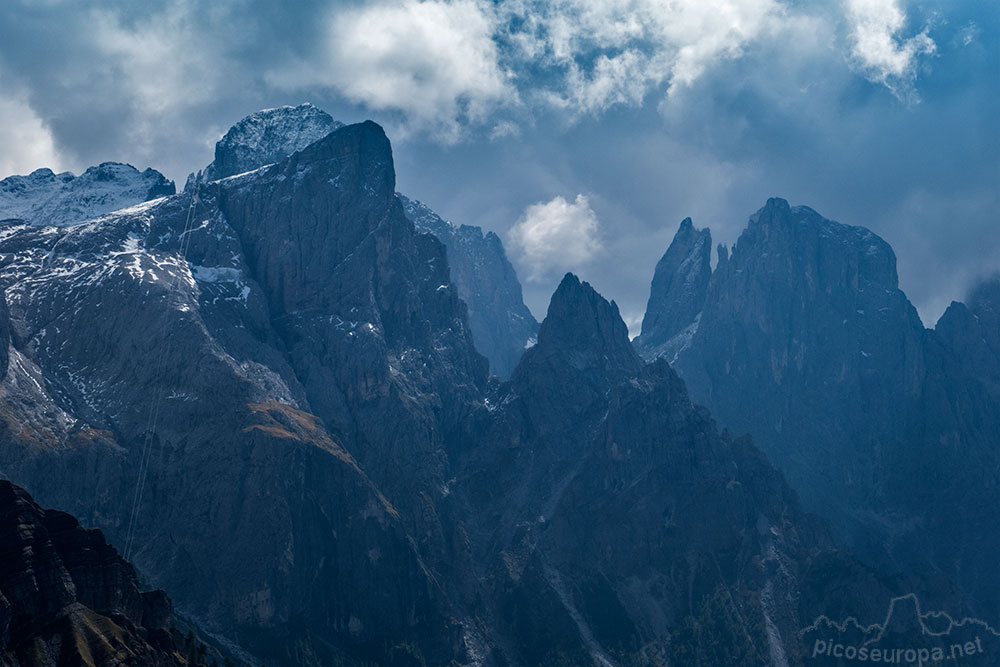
0,0 -> 997,331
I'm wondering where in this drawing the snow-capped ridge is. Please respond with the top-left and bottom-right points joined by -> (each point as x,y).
204,103 -> 345,181
0,161 -> 175,227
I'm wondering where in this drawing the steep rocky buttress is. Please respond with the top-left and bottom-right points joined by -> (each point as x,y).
633,217 -> 711,361
0,480 -> 183,666
0,120 -> 485,666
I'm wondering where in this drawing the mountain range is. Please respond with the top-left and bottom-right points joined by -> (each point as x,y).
0,104 -> 994,666
635,200 -> 1000,627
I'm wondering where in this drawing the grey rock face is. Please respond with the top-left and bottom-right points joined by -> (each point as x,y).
0,163 -> 175,227
638,197 -> 1000,623
912,274 -> 1000,621
933,274 -> 1000,401
532,273 -> 641,381
203,105 -> 537,381
0,110 -> 933,666
401,195 -> 538,379
211,122 -> 488,519
0,290 -> 8,382
0,480 -> 183,666
0,121 -> 482,666
456,274 -> 906,666
203,103 -> 344,181
679,198 -> 924,508
634,217 -> 711,360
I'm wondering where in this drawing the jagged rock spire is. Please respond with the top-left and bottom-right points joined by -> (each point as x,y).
635,216 -> 711,355
521,273 -> 641,379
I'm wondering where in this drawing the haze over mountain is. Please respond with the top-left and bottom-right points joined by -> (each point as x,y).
0,106 -> 960,666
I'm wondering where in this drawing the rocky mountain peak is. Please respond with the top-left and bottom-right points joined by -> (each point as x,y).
717,242 -> 729,266
934,272 -> 1000,401
637,198 -> 1000,622
464,272 -> 901,667
213,120 -> 399,317
744,196 -> 792,231
205,102 -> 344,180
638,197 -> 929,490
761,195 -> 791,215
635,216 -> 712,356
202,104 -> 538,380
530,273 -> 641,377
210,117 -> 488,519
400,194 -> 538,379
736,198 -> 901,290
287,118 -> 396,203
955,273 -> 1000,353
0,162 -> 174,226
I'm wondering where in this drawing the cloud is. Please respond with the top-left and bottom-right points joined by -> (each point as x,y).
489,120 -> 521,140
956,21 -> 979,48
558,49 -> 656,113
500,0 -> 786,114
0,84 -> 63,177
91,6 -> 214,117
264,0 -> 806,131
85,2 -> 257,160
508,194 -> 601,281
270,0 -> 514,141
0,1 -> 263,180
0,0 -> 952,173
845,0 -> 936,101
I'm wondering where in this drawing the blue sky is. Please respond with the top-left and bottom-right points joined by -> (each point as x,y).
0,0 -> 996,330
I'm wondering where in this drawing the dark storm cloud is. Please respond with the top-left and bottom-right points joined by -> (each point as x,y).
0,0 -> 995,329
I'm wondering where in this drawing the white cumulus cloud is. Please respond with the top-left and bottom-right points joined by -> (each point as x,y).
264,0 -> 940,138
502,0 -> 786,114
508,194 -> 602,281
845,0 -> 936,101
91,7 -> 220,117
266,0 -> 796,133
275,0 -> 515,141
